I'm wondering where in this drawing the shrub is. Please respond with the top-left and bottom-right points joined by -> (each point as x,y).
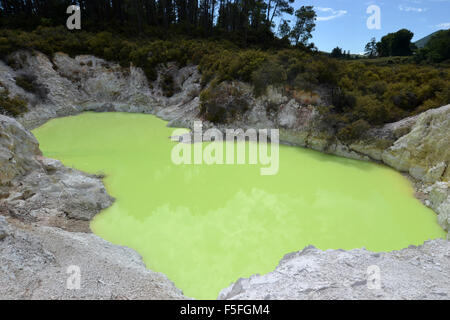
200,82 -> 249,123
251,60 -> 287,96
368,80 -> 387,96
354,94 -> 391,125
337,119 -> 371,142
0,91 -> 28,116
199,49 -> 268,86
15,74 -> 35,92
14,73 -> 48,99
331,88 -> 356,112
384,83 -> 420,111
160,73 -> 176,97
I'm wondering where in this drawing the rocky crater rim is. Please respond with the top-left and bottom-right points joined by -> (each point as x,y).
0,50 -> 449,300
7,50 -> 449,232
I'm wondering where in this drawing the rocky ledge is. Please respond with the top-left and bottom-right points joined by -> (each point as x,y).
0,115 -> 185,299
219,240 -> 450,300
0,50 -> 449,300
0,217 -> 185,299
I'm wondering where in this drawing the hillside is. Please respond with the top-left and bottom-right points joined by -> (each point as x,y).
415,30 -> 443,48
1,27 -> 449,145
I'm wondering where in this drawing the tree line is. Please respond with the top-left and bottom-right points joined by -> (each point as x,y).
364,29 -> 415,58
0,0 -> 318,47
364,28 -> 449,62
330,47 -> 353,60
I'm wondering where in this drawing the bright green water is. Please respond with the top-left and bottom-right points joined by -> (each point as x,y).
32,112 -> 445,299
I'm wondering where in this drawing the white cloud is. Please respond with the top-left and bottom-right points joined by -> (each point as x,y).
316,7 -> 348,22
398,4 -> 427,12
436,22 -> 450,29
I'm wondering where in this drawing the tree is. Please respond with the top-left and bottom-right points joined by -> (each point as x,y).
266,0 -> 294,25
330,47 -> 351,59
330,47 -> 343,58
277,19 -> 291,39
290,6 -> 316,46
364,37 -> 378,58
377,29 -> 414,57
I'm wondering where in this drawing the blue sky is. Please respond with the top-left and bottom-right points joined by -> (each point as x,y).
279,0 -> 450,54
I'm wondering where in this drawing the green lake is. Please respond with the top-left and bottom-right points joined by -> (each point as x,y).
32,112 -> 446,299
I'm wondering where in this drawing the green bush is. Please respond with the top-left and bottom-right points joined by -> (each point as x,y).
355,94 -> 392,125
251,60 -> 287,96
15,74 -> 35,92
14,73 -> 48,99
200,82 -> 249,123
199,49 -> 268,85
160,73 -> 176,97
338,119 -> 371,142
331,88 -> 356,112
0,91 -> 28,116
